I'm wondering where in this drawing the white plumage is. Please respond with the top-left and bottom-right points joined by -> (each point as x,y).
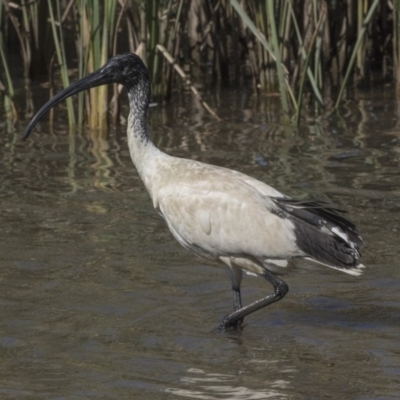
24,53 -> 364,330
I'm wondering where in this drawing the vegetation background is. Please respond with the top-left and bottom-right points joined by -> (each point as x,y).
0,0 -> 398,127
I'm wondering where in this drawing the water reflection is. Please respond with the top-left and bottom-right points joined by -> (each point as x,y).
167,367 -> 289,399
0,87 -> 400,398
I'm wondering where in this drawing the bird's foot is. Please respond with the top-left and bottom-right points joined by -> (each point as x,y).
216,316 -> 244,332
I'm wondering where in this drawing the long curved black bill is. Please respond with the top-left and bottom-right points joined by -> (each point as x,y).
23,67 -> 115,141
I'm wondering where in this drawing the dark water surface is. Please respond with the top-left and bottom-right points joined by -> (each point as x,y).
1,88 -> 399,399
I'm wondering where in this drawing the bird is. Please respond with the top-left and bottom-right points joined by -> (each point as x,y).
23,53 -> 365,330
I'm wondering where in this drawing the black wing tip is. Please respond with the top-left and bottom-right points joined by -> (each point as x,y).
294,222 -> 362,269
273,197 -> 363,240
272,196 -> 364,268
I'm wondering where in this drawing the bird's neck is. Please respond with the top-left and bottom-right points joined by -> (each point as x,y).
126,84 -> 153,163
126,91 -> 167,201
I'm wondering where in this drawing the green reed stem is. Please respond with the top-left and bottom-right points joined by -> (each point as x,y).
287,0 -> 324,107
335,0 -> 380,109
230,0 -> 275,69
394,0 -> 400,89
295,8 -> 325,125
77,0 -> 85,124
0,4 -> 14,99
47,0 -> 75,125
266,0 -> 290,116
231,0 -> 296,113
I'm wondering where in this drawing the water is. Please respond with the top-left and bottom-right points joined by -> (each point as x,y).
1,87 -> 399,399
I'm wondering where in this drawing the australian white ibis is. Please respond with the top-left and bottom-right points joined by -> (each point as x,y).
23,53 -> 364,330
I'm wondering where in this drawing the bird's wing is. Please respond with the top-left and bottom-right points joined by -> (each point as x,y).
271,197 -> 364,271
155,165 -> 300,261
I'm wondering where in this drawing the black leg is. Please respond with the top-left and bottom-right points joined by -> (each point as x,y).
231,286 -> 244,329
218,269 -> 288,331
224,264 -> 244,330
233,286 -> 242,311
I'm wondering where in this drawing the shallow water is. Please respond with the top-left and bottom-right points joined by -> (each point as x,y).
1,87 -> 399,399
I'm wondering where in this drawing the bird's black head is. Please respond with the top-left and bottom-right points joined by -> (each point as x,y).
23,53 -> 150,140
98,53 -> 150,90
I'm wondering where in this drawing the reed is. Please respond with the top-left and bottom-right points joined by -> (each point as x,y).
0,0 -> 394,126
81,0 -> 117,129
47,0 -> 75,125
156,44 -> 222,121
266,0 -> 290,117
0,2 -> 16,121
395,0 -> 400,92
335,0 -> 380,109
287,1 -> 323,107
295,6 -> 326,125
